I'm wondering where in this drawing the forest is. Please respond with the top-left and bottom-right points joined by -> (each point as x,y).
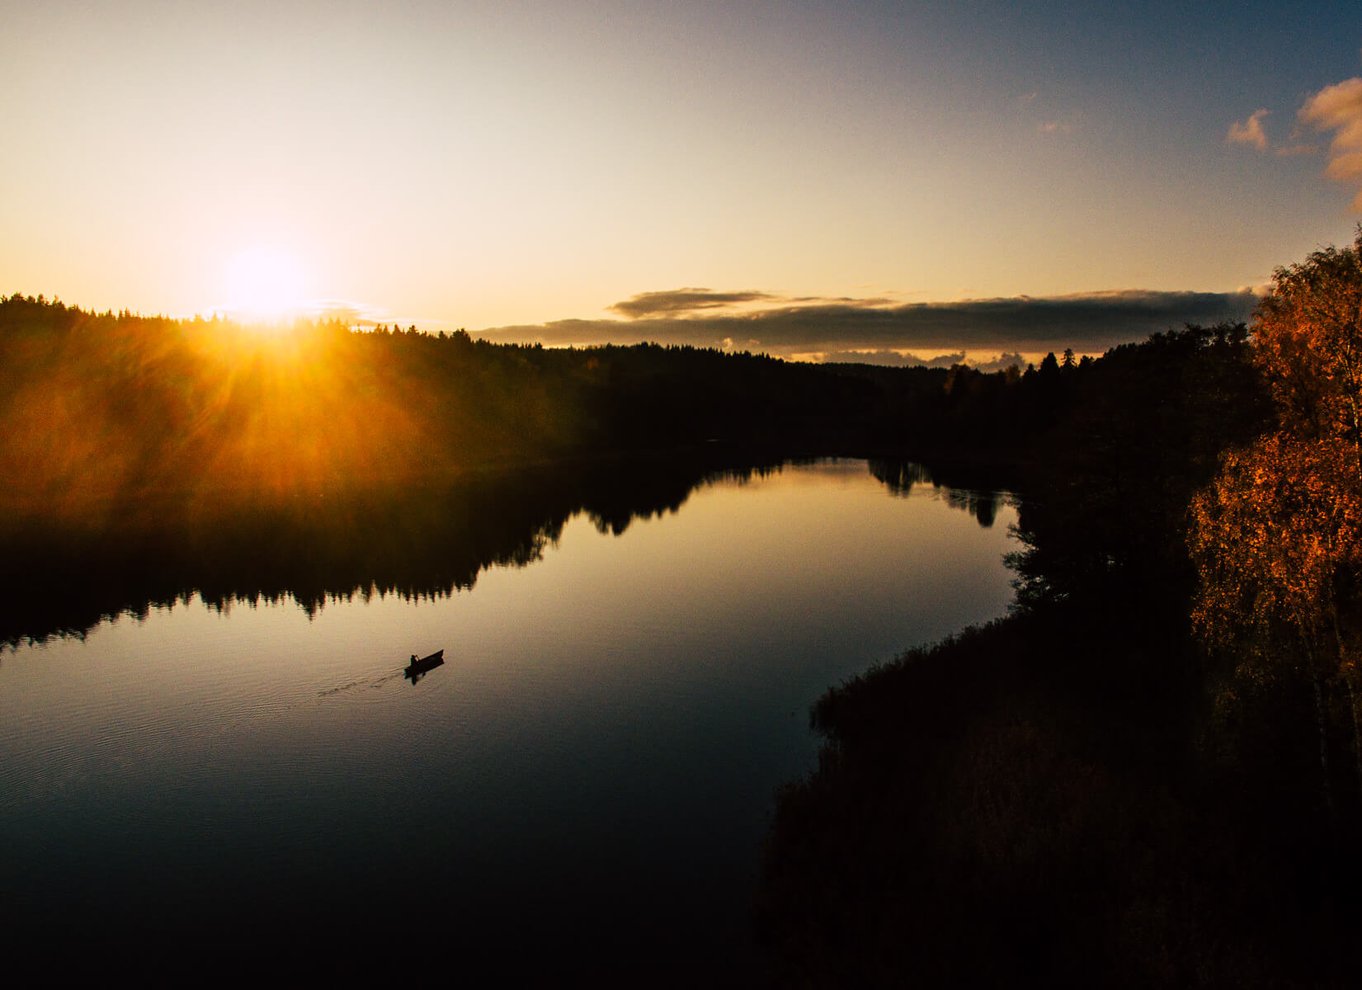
5,233 -> 1362,984
0,291 -> 1083,515
757,236 -> 1362,985
0,292 -> 1053,648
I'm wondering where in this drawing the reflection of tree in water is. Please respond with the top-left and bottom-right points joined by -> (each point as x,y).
586,460 -> 806,535
868,460 -> 934,496
948,490 -> 1001,528
868,459 -> 1008,528
0,452 -> 818,647
2,454 -> 1015,648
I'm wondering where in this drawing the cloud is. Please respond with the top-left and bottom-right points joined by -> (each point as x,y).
608,287 -> 775,319
475,289 -> 1257,361
1273,143 -> 1319,158
819,349 -> 967,368
1227,108 -> 1270,151
1018,90 -> 1076,135
1300,77 -> 1362,208
973,352 -> 1030,373
811,350 -> 1029,371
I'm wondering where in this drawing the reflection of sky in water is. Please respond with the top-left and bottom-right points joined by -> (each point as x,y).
0,460 -> 1017,972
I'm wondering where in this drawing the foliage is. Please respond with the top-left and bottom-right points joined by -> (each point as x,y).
1009,323 -> 1269,610
1189,232 -> 1362,831
0,295 -> 881,509
756,606 -> 1351,985
1253,230 -> 1362,450
757,320 -> 1362,986
1190,434 -> 1362,643
0,293 -> 1110,513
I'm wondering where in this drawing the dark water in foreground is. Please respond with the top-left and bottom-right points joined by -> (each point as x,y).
0,459 -> 1015,975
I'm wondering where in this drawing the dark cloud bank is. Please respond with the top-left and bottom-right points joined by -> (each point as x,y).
476,288 -> 1258,366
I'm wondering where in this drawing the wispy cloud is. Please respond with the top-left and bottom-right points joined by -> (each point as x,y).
609,288 -> 775,319
476,289 -> 1257,363
1227,108 -> 1270,151
1273,143 -> 1320,158
1018,90 -> 1076,135
1300,76 -> 1362,209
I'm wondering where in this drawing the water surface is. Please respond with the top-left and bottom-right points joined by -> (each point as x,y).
0,458 -> 1016,974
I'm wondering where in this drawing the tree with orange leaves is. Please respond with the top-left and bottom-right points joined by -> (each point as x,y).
1253,232 -> 1362,457
1190,231 -> 1362,817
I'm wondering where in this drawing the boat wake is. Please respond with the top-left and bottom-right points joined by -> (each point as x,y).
317,670 -> 405,697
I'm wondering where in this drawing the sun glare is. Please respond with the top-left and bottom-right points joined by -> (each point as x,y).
222,246 -> 310,324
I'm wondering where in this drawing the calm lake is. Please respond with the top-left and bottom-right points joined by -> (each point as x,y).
0,458 -> 1016,976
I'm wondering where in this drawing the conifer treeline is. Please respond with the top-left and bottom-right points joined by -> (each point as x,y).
1,296 -> 865,506
0,292 -> 1137,509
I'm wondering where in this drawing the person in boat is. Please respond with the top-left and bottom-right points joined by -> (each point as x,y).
409,654 -> 417,665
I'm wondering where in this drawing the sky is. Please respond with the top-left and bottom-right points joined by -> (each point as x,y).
4,1 -> 1362,363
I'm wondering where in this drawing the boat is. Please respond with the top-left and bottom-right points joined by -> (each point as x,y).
404,649 -> 445,683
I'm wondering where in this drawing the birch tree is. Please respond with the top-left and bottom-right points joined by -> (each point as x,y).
1190,231 -> 1362,816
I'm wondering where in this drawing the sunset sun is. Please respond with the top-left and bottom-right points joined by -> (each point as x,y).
222,246 -> 309,323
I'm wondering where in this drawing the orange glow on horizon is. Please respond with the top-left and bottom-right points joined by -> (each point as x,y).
0,302 -> 441,518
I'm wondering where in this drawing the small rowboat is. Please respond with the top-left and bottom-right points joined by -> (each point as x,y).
404,649 -> 445,683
